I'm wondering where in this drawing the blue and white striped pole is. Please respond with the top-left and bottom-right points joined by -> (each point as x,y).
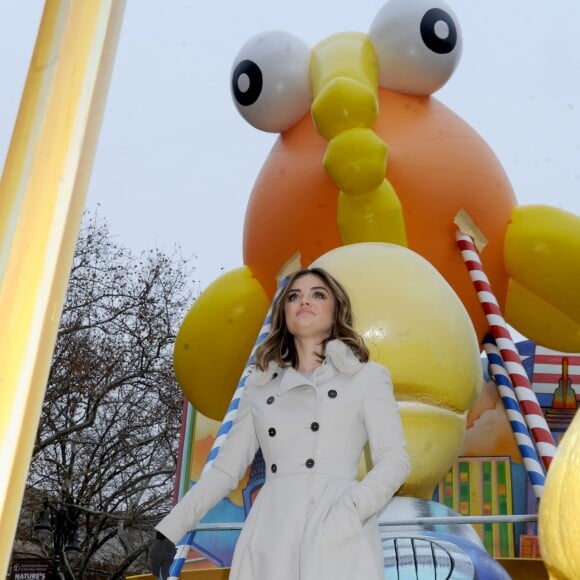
483,333 -> 545,499
167,276 -> 289,579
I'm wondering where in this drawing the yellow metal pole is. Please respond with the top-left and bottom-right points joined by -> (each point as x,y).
0,1 -> 125,573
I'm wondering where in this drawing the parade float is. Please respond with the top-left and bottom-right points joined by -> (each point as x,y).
148,1 -> 580,578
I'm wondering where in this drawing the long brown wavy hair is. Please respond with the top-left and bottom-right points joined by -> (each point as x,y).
254,267 -> 369,371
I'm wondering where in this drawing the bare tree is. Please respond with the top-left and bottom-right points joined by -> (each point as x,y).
12,210 -> 196,578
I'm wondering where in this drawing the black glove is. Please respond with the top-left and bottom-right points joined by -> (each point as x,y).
149,531 -> 176,579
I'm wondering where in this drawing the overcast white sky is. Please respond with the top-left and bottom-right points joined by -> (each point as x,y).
2,1 -> 579,289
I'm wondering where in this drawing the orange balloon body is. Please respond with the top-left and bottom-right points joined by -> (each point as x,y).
244,89 -> 516,341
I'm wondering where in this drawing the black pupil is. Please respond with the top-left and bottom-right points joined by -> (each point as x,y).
232,59 -> 263,107
420,8 -> 457,55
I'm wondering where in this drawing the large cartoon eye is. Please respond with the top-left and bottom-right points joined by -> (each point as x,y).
231,31 -> 312,133
368,0 -> 462,95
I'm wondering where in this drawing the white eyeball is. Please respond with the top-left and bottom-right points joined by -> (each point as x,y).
231,31 -> 312,133
369,0 -> 462,95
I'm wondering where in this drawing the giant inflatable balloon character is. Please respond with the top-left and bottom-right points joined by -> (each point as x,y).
173,0 -> 580,576
176,0 -> 580,423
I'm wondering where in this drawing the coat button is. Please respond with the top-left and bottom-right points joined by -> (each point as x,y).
268,427 -> 276,437
305,458 -> 315,469
310,422 -> 319,432
266,396 -> 275,405
328,389 -> 337,398
271,464 -> 277,473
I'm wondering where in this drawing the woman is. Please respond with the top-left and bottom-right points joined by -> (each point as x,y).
152,267 -> 410,580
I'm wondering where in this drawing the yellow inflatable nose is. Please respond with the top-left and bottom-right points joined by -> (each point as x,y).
309,31 -> 407,247
310,32 -> 379,140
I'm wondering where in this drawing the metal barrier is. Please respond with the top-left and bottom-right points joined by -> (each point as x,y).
184,513 -> 538,532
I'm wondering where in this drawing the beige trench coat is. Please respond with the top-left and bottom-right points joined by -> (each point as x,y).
157,339 -> 410,580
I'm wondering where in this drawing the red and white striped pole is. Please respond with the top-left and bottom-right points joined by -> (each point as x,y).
456,230 -> 557,472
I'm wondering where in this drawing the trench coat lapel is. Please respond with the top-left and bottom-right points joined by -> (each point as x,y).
321,340 -> 363,376
277,340 -> 363,395
277,366 -> 319,395
247,340 -> 363,395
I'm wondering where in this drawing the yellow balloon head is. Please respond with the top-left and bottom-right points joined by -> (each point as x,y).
312,242 -> 482,498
